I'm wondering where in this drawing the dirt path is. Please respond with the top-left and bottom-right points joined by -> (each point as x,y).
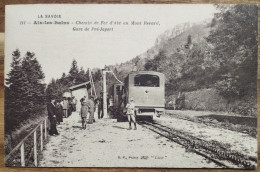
39,112 -> 219,168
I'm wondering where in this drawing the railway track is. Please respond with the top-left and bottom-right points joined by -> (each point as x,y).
138,120 -> 256,169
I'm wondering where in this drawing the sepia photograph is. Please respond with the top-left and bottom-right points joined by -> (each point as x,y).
4,4 -> 258,168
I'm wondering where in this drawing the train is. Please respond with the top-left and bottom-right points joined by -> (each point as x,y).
108,71 -> 165,120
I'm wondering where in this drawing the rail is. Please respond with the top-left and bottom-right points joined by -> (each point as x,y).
5,116 -> 49,167
138,120 -> 257,169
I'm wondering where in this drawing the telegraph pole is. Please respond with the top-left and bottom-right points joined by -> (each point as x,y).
102,68 -> 108,118
89,68 -> 92,96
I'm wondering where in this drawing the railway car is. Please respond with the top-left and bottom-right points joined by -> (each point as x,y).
109,71 -> 165,120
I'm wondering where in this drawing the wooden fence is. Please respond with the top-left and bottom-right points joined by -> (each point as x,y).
5,117 -> 49,167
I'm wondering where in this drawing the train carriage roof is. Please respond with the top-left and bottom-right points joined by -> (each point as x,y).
128,71 -> 165,77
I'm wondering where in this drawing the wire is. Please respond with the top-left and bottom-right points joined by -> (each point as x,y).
110,71 -> 123,84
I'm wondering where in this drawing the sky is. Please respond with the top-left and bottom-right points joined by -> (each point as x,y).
5,4 -> 216,84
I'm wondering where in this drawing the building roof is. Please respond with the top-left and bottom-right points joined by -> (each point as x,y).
69,81 -> 91,91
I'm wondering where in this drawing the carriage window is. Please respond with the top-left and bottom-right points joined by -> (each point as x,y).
134,74 -> 160,87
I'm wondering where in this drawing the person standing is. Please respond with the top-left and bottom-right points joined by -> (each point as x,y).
98,94 -> 103,119
96,98 -> 101,119
62,97 -> 69,118
87,96 -> 95,124
126,97 -> 137,130
80,96 -> 86,106
79,99 -> 88,129
94,98 -> 99,119
56,101 -> 63,124
68,97 -> 73,117
72,96 -> 77,112
47,98 -> 59,135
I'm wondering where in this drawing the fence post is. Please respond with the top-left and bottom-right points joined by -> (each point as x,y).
20,142 -> 25,166
33,130 -> 37,166
44,119 -> 47,139
40,124 -> 43,151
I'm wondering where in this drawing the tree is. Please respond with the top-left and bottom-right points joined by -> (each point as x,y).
6,49 -> 22,86
92,69 -> 102,82
20,51 -> 46,113
69,59 -> 79,75
5,50 -> 46,132
69,59 -> 79,83
185,35 -> 192,49
76,67 -> 89,84
5,49 -> 25,124
144,50 -> 167,71
45,78 -> 65,102
207,4 -> 258,99
61,72 -> 66,79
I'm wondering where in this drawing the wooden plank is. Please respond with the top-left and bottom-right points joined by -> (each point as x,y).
20,143 -> 25,167
44,119 -> 47,139
33,130 -> 37,167
40,124 -> 43,151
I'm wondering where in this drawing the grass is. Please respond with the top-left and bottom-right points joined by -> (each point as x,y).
5,125 -> 50,167
5,109 -> 49,166
5,110 -> 48,156
168,88 -> 257,117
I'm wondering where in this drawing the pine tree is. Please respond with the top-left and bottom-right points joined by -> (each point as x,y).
76,67 -> 88,84
5,50 -> 46,131
61,73 -> 66,79
46,78 -> 64,102
5,49 -> 24,117
69,59 -> 79,76
92,69 -> 102,82
21,52 -> 46,113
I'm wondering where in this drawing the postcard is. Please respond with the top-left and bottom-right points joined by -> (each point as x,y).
4,4 -> 258,168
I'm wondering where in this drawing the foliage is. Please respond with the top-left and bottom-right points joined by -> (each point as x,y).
207,4 -> 258,100
45,59 -> 103,101
69,59 -> 79,77
5,49 -> 46,132
144,50 -> 167,72
140,5 -> 257,115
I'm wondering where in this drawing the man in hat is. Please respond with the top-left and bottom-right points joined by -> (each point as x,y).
126,97 -> 137,130
80,96 -> 87,106
47,98 -> 59,135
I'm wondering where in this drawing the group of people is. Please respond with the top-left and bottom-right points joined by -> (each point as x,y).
61,96 -> 77,118
79,94 -> 137,130
47,96 -> 78,136
47,93 -> 137,136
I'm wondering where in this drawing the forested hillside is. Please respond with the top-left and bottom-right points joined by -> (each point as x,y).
12,4 -> 256,128
107,4 -> 258,116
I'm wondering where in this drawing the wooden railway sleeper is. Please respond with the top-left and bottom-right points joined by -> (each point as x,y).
140,121 -> 256,169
